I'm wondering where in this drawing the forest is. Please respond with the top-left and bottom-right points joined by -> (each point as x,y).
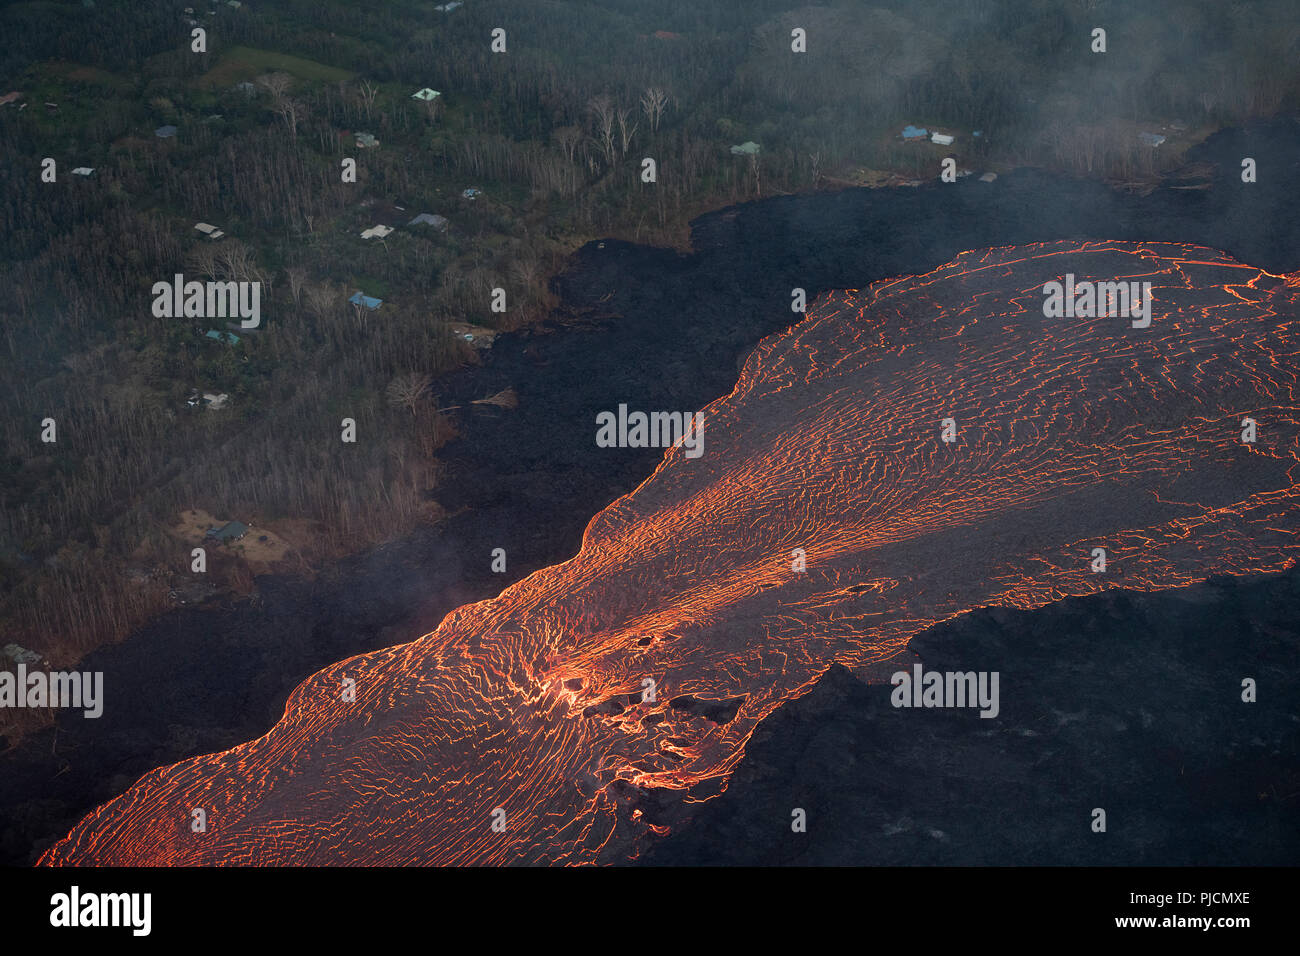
1,0 -> 1298,736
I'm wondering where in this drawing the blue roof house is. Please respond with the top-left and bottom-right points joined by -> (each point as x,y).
348,291 -> 383,310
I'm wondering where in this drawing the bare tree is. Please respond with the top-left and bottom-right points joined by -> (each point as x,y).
640,87 -> 668,133
552,124 -> 584,165
256,72 -> 292,100
305,281 -> 337,320
510,256 -> 540,302
386,372 -> 433,416
186,243 -> 220,280
808,151 -> 822,187
215,241 -> 257,281
615,105 -> 638,157
274,97 -> 305,139
285,266 -> 308,307
587,95 -> 616,166
358,80 -> 379,121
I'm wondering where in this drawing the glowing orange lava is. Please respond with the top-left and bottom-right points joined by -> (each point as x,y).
42,240 -> 1300,865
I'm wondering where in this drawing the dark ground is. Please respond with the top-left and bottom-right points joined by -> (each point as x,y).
643,569 -> 1300,866
2,115 -> 1298,866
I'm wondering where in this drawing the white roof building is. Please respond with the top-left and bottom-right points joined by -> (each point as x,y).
195,222 -> 226,239
930,132 -> 955,146
71,167 -> 94,176
361,224 -> 394,239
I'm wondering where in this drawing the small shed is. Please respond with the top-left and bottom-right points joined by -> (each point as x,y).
205,329 -> 240,345
979,172 -> 997,183
901,125 -> 928,140
348,291 -> 383,310
462,187 -> 482,199
195,222 -> 226,240
361,224 -> 394,239
155,125 -> 178,138
409,213 -> 449,230
355,132 -> 379,148
72,167 -> 94,176
206,520 -> 249,544
1139,131 -> 1166,147
729,141 -> 761,156
930,132 -> 954,146
412,88 -> 441,101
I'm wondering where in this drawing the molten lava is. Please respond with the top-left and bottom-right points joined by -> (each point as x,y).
43,240 -> 1300,865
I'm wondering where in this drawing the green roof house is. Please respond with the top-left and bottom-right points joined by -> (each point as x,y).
205,329 -> 240,345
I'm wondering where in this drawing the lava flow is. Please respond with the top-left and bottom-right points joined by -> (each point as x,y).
43,240 -> 1300,866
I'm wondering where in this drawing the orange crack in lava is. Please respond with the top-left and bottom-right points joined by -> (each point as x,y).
42,240 -> 1300,865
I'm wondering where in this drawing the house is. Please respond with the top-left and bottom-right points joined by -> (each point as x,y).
1139,131 -> 1166,147
348,291 -> 383,310
205,329 -> 240,345
360,224 -> 393,239
434,1 -> 463,11
2,643 -> 42,666
729,141 -> 761,156
450,321 -> 496,349
205,520 -> 249,544
71,167 -> 94,176
930,132 -> 954,146
355,132 -> 379,148
979,172 -> 997,183
461,187 -> 482,199
412,88 -> 441,101
155,125 -> 178,138
194,222 -> 226,240
901,125 -> 928,140
408,213 -> 449,230
202,392 -> 230,409
235,81 -> 257,96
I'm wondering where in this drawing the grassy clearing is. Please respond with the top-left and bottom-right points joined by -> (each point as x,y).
38,60 -> 132,91
197,45 -> 355,89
